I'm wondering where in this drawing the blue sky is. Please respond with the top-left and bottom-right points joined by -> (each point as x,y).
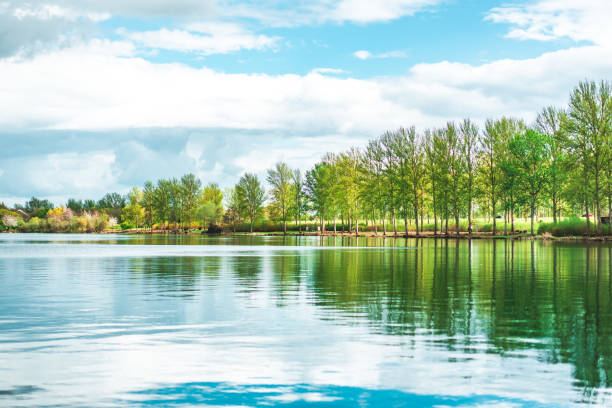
0,0 -> 610,205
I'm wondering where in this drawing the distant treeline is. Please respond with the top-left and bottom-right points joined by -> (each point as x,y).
1,80 -> 611,236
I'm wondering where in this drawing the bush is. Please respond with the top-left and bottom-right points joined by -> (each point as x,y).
120,222 -> 134,230
538,217 -> 587,236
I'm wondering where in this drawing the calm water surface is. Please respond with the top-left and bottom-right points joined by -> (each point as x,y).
0,234 -> 611,407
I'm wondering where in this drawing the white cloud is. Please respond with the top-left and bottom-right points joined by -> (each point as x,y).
353,49 -> 408,60
218,0 -> 441,26
353,50 -> 372,60
24,151 -> 117,195
1,39 -> 610,134
330,0 -> 439,23
486,0 -> 612,46
309,68 -> 349,75
119,23 -> 280,55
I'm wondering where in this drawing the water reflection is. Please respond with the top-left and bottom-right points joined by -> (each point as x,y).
0,234 -> 610,407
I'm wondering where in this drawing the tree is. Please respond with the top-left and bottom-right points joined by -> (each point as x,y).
444,122 -> 463,235
305,162 -> 333,233
121,186 -> 144,229
66,199 -> 84,213
25,197 -> 53,214
201,183 -> 224,227
460,119 -> 479,233
181,173 -> 202,231
223,187 -> 242,232
236,173 -> 265,233
153,179 -> 171,231
142,181 -> 155,232
97,193 -> 126,220
568,80 -> 612,235
291,169 -> 306,232
509,129 -> 551,236
536,107 -> 567,223
267,162 -> 293,234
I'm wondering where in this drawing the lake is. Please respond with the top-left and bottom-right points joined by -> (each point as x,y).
0,234 -> 610,407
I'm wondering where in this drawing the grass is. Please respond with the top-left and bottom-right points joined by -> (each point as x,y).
538,217 -> 611,237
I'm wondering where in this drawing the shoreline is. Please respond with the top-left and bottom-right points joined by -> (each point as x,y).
4,229 -> 609,241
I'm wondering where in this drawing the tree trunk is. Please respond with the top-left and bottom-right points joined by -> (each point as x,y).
382,212 -> 386,236
492,196 -> 496,235
334,215 -> 337,234
373,209 -> 377,234
595,167 -> 602,235
393,209 -> 397,236
432,179 -> 437,236
468,196 -> 472,236
455,212 -> 460,237
530,200 -> 535,236
584,167 -> 590,235
504,207 -> 507,236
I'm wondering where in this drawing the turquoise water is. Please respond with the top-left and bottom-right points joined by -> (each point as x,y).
0,234 -> 611,407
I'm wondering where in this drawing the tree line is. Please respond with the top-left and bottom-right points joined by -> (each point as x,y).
1,80 -> 610,236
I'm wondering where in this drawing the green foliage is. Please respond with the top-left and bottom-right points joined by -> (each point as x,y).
236,173 -> 265,232
120,222 -> 134,230
266,162 -> 293,233
538,217 -> 589,237
24,197 -> 53,213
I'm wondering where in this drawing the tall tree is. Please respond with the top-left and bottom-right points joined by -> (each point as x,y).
509,129 -> 551,236
236,173 -> 265,233
568,80 -> 612,235
266,162 -> 293,234
142,181 -> 155,232
460,119 -> 479,234
180,173 -> 202,231
305,163 -> 333,233
201,183 -> 224,227
291,169 -> 306,232
445,122 -> 463,235
536,106 -> 568,223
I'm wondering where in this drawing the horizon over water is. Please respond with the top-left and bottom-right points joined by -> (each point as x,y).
0,234 -> 611,407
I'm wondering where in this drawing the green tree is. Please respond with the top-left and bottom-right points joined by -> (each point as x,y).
509,129 -> 551,235
267,162 -> 293,234
567,80 -> 612,235
142,181 -> 155,232
180,173 -> 202,231
536,106 -> 568,223
201,183 -> 224,227
223,187 -> 242,232
236,173 -> 265,233
460,118 -> 479,233
291,169 -> 307,232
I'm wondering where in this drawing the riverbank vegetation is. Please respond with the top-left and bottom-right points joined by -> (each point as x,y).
1,80 -> 611,238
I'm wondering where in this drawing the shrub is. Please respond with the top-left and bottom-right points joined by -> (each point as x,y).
120,222 -> 134,230
537,217 -> 587,236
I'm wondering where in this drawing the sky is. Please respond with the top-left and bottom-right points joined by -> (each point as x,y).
0,0 -> 611,206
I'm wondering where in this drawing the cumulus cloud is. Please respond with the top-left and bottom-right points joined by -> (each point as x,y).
0,0 -> 440,58
217,0 -> 441,26
1,39 -> 610,133
353,50 -> 407,60
486,0 -> 612,46
309,68 -> 349,75
0,2 -> 102,57
119,23 -> 279,55
330,0 -> 439,23
2,0 -> 216,19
